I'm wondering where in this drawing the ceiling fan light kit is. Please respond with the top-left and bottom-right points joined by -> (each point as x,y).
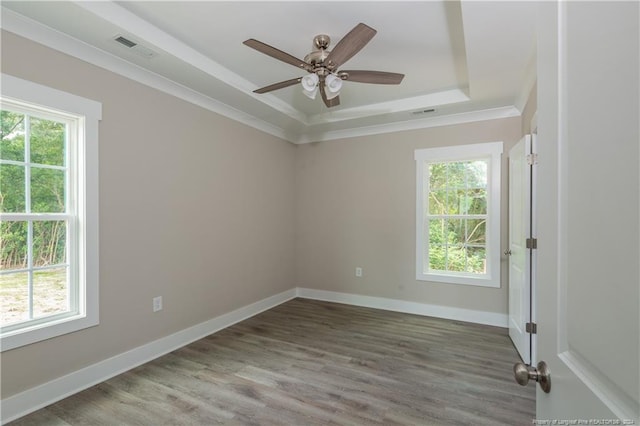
243,23 -> 405,108
324,73 -> 343,99
302,87 -> 318,100
301,73 -> 319,91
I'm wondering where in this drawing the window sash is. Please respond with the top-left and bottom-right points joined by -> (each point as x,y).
415,142 -> 502,287
0,74 -> 100,352
0,215 -> 76,324
425,159 -> 490,276
0,107 -> 78,332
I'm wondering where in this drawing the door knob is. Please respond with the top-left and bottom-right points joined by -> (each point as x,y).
504,249 -> 512,256
513,361 -> 551,393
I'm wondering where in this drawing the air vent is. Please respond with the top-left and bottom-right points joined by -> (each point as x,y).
113,34 -> 157,59
114,35 -> 137,48
411,108 -> 436,115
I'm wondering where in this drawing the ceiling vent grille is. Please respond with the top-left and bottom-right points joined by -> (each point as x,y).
113,35 -> 157,59
411,108 -> 436,115
114,36 -> 137,48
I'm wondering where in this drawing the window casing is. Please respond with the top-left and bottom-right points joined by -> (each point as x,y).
1,74 -> 100,351
415,142 -> 502,287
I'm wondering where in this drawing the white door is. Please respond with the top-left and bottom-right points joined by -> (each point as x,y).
508,135 -> 532,365
535,1 -> 639,422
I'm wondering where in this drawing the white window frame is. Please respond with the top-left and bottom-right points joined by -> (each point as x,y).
415,142 -> 503,288
1,74 -> 101,351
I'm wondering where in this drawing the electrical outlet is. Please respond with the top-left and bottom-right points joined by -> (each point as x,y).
153,296 -> 163,312
355,267 -> 363,277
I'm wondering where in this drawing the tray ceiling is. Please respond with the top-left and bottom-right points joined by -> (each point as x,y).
1,1 -> 537,143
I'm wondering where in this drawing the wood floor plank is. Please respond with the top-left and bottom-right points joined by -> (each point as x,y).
9,298 -> 535,425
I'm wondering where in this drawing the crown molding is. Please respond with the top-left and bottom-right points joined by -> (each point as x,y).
296,106 -> 521,144
0,6 -> 294,143
307,89 -> 470,125
73,1 -> 308,125
2,5 -> 524,146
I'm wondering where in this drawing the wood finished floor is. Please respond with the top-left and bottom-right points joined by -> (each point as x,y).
10,298 -> 535,425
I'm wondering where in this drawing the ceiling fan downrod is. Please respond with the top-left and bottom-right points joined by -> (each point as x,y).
304,34 -> 332,74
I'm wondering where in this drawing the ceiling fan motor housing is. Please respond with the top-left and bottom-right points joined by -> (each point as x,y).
304,50 -> 331,69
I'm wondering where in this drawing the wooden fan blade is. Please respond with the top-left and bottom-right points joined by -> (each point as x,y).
319,81 -> 340,108
341,70 -> 405,84
244,39 -> 312,71
253,77 -> 302,94
325,23 -> 377,70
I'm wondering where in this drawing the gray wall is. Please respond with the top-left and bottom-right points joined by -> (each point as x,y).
1,29 -> 535,400
522,82 -> 537,135
1,31 -> 296,398
294,117 -> 523,314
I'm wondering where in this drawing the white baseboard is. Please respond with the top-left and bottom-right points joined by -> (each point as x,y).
2,287 -> 507,424
296,288 -> 508,328
0,289 -> 297,425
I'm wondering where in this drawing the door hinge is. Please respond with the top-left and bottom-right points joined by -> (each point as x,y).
526,322 -> 537,334
526,153 -> 538,166
526,238 -> 537,249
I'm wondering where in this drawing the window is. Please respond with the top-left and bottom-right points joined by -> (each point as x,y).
1,74 -> 100,351
415,142 -> 502,287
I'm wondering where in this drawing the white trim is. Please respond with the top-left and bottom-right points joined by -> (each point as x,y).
1,74 -> 101,120
0,74 -> 101,351
559,350 -> 638,422
78,0 -> 474,129
306,89 -> 470,125
296,288 -> 508,327
73,1 -> 308,125
0,287 -> 508,423
0,7 -> 524,145
0,288 -> 297,424
296,106 -> 520,144
414,141 -> 503,288
530,129 -> 538,365
0,7 -> 292,143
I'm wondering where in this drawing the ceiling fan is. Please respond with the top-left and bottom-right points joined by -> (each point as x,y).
243,23 -> 405,108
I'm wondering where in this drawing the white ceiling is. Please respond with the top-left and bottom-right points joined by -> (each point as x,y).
1,1 -> 537,143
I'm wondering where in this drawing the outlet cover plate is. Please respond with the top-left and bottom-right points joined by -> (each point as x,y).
153,296 -> 163,312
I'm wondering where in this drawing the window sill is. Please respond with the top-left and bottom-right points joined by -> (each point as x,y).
417,272 -> 500,288
1,312 -> 98,352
